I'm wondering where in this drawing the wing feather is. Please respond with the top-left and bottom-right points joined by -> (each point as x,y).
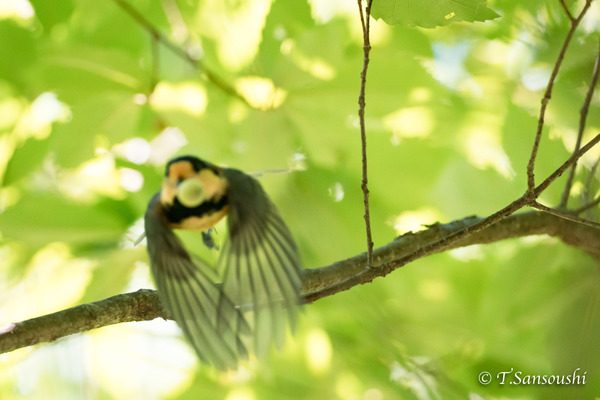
145,193 -> 248,370
221,169 -> 303,356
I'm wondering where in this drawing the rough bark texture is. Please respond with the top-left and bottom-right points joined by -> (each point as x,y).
1,210 -> 598,355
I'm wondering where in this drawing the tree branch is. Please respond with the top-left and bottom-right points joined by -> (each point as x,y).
526,0 -> 593,192
357,0 -> 375,268
560,36 -> 600,207
305,130 -> 600,301
532,201 -> 600,229
112,0 -> 250,106
2,211 -> 599,355
533,133 -> 600,196
575,195 -> 600,215
559,0 -> 575,22
0,289 -> 166,355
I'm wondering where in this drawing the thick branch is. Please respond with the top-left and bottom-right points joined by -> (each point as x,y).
0,289 -> 166,355
2,211 -> 599,355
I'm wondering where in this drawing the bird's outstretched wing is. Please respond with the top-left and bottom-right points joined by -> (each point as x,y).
221,169 -> 303,357
145,193 -> 249,370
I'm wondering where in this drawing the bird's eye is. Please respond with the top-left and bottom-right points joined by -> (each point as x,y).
177,178 -> 204,208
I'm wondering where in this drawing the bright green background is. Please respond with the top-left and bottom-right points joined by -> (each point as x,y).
1,0 -> 599,399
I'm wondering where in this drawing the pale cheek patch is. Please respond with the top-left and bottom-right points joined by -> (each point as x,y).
161,161 -> 197,206
160,179 -> 177,205
197,170 -> 228,201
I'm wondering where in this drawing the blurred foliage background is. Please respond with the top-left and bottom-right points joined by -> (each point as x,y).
1,0 -> 600,399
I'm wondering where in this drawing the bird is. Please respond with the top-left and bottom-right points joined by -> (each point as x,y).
144,155 -> 303,370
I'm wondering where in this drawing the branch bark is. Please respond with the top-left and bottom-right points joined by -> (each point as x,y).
2,211 -> 599,355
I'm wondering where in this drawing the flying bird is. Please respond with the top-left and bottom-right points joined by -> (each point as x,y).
144,155 -> 302,369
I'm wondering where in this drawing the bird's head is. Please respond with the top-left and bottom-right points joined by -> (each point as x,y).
160,155 -> 229,231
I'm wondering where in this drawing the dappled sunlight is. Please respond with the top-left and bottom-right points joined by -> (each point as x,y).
148,127 -> 188,165
235,77 -> 287,110
328,182 -> 344,202
521,66 -> 551,91
473,39 -> 510,67
425,41 -> 477,92
390,208 -> 442,235
390,358 -> 439,400
280,39 -> 336,80
13,92 -> 70,141
581,0 -> 600,32
2,1 -> 600,399
305,328 -> 332,374
504,34 -> 534,79
194,0 -> 271,71
0,0 -> 33,22
307,0 -> 356,23
0,186 -> 19,213
462,126 -> 515,179
90,323 -> 197,399
59,152 -> 123,200
0,97 -> 22,131
557,128 -> 600,167
1,243 -> 93,321
418,279 -> 451,302
119,168 -> 144,192
335,372 -> 362,399
0,136 -> 14,182
226,387 -> 256,400
123,137 -> 151,165
383,106 -> 435,141
151,82 -> 207,117
408,87 -> 432,103
228,101 -> 249,124
363,388 -> 384,400
449,245 -> 485,262
111,137 -> 152,165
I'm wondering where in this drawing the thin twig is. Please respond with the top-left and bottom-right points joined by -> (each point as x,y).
304,199 -> 528,302
112,0 -> 250,106
574,196 -> 600,214
560,37 -> 600,207
534,133 -> 600,196
559,0 -> 575,22
357,0 -> 375,269
532,201 -> 600,229
579,157 -> 600,218
305,131 -> 600,302
526,0 -> 593,193
149,35 -> 160,93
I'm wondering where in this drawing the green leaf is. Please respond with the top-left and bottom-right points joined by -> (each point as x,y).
79,247 -> 146,303
29,0 -> 74,31
2,136 -> 51,186
0,194 -> 131,247
371,0 -> 500,28
0,21 -> 36,88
